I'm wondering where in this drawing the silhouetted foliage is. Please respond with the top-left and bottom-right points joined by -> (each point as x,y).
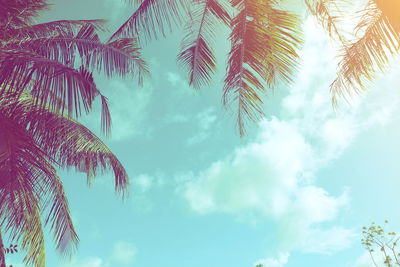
113,0 -> 400,135
0,0 -> 146,266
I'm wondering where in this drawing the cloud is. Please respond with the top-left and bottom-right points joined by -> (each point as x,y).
255,252 -> 290,267
182,118 -> 352,253
186,108 -> 218,145
61,257 -> 105,267
180,16 -> 400,261
57,241 -> 136,267
134,174 -> 154,193
112,241 -> 137,265
165,72 -> 192,96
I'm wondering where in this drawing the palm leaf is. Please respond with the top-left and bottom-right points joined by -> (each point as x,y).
330,0 -> 400,104
0,50 -> 99,119
5,24 -> 149,83
305,0 -> 350,44
177,0 -> 230,88
109,0 -> 189,42
0,0 -> 49,29
0,111 -> 76,266
41,173 -> 79,257
224,0 -> 302,136
2,95 -> 130,195
1,19 -> 106,41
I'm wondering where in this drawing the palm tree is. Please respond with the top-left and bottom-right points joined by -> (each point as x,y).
0,0 -> 148,266
111,0 -> 400,135
0,92 -> 128,266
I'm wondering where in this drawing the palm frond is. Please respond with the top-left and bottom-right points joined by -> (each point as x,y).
20,206 -> 46,267
77,66 -> 112,136
177,0 -> 230,88
0,0 -> 49,29
109,0 -> 189,42
0,112 -> 76,266
330,0 -> 400,104
5,25 -> 149,83
0,50 -> 99,119
304,0 -> 350,45
42,174 -> 78,257
1,97 -> 129,195
224,0 -> 302,136
1,19 -> 106,41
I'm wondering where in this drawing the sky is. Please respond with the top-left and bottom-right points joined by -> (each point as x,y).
5,0 -> 400,266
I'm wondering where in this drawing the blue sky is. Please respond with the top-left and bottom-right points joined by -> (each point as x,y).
6,0 -> 400,266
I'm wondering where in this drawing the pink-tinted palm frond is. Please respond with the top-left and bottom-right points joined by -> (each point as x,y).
41,174 -> 79,257
177,0 -> 230,89
5,25 -> 149,83
0,112 -> 77,266
224,0 -> 302,136
0,50 -> 99,118
0,0 -> 49,29
5,96 -> 130,195
109,0 -> 189,42
77,66 -> 113,136
1,19 -> 107,41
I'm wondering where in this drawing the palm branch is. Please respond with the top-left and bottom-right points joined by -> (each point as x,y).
330,0 -> 400,104
304,0 -> 350,45
1,19 -> 106,41
1,24 -> 147,134
177,0 -> 230,88
0,93 -> 128,266
109,0 -> 190,42
1,2 -> 137,266
224,0 -> 302,136
0,0 -> 49,29
0,98 -> 77,266
4,24 -> 148,81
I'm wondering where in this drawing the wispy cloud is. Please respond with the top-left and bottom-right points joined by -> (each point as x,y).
186,108 -> 218,145
61,257 -> 105,267
255,253 -> 289,267
112,241 -> 137,265
59,241 -> 137,267
179,16 -> 400,265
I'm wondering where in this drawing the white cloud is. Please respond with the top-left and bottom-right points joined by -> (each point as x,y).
112,241 -> 137,265
182,119 -> 352,252
186,108 -> 218,145
165,72 -> 193,96
134,174 -> 154,193
255,252 -> 290,267
180,16 -> 400,260
61,257 -> 105,267
58,241 -> 136,267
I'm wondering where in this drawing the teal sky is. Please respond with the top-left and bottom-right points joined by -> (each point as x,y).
6,0 -> 400,266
